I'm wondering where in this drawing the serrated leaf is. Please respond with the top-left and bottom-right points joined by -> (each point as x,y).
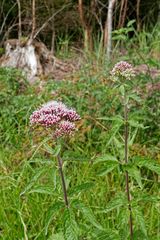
48,233 -> 64,240
28,185 -> 54,194
43,143 -> 61,156
133,230 -> 148,240
94,229 -> 121,240
107,122 -> 123,146
129,94 -> 141,103
64,209 -> 79,240
94,154 -> 118,163
45,201 -> 64,235
113,136 -> 124,149
72,200 -> 103,230
69,182 -> 95,196
136,193 -> 160,203
97,116 -> 123,122
128,120 -> 145,129
134,157 -> 160,175
129,128 -> 138,145
117,207 -> 130,227
97,161 -> 119,176
133,208 -> 148,237
20,168 -> 47,195
124,165 -> 143,189
101,193 -> 127,213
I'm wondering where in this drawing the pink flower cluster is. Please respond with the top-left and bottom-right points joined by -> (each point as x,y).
30,101 -> 80,138
111,61 -> 135,80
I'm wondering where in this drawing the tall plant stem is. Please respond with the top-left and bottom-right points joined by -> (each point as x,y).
57,154 -> 69,208
124,103 -> 133,239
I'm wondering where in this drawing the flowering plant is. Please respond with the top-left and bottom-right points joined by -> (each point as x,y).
111,61 -> 135,81
30,101 -> 81,208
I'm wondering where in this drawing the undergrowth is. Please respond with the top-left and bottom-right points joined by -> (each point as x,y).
0,30 -> 160,240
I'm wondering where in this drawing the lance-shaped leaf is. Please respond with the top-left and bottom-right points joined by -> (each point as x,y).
94,154 -> 119,176
134,157 -> 160,175
100,192 -> 127,213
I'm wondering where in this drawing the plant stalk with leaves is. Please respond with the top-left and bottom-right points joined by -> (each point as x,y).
30,101 -> 80,208
124,92 -> 133,239
112,61 -> 135,239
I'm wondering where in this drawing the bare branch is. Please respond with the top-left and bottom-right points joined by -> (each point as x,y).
16,0 -> 22,40
32,4 -> 70,40
0,2 -> 17,35
30,0 -> 36,41
136,0 -> 141,31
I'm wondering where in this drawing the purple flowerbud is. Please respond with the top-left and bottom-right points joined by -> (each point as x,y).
54,121 -> 76,138
66,109 -> 81,121
111,61 -> 135,80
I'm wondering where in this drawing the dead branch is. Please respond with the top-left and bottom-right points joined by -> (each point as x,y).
118,0 -> 128,28
28,0 -> 36,43
16,0 -> 22,40
136,0 -> 141,31
0,2 -> 17,36
78,0 -> 87,29
121,0 -> 128,27
32,4 -> 70,40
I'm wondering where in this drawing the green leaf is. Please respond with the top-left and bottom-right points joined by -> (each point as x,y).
97,161 -> 119,176
20,168 -> 47,196
133,230 -> 148,240
72,200 -> 103,230
69,182 -> 95,196
45,201 -> 64,235
128,120 -> 145,129
94,229 -> 121,240
100,193 -> 127,213
133,207 -> 148,237
134,157 -> 160,175
124,164 -> 143,189
94,154 -> 118,163
135,193 -> 160,203
129,94 -> 141,103
113,136 -> 124,149
129,128 -> 138,145
28,185 -> 54,195
119,85 -> 125,96
112,35 -> 127,41
48,233 -> 64,240
43,143 -> 61,156
64,209 -> 79,240
127,19 -> 136,27
107,122 -> 123,146
117,207 -> 130,227
97,116 -> 123,123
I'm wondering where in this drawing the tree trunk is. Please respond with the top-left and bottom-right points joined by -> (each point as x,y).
104,0 -> 116,61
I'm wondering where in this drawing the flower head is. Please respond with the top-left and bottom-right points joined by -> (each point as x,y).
54,121 -> 76,138
30,101 -> 80,138
111,61 -> 135,80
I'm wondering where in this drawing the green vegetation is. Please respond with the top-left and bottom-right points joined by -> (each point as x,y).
0,26 -> 160,240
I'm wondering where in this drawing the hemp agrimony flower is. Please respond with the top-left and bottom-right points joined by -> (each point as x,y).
110,61 -> 136,239
29,101 -> 81,209
111,61 -> 135,80
30,101 -> 80,138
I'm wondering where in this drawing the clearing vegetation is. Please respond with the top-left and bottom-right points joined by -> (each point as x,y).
0,1 -> 160,239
